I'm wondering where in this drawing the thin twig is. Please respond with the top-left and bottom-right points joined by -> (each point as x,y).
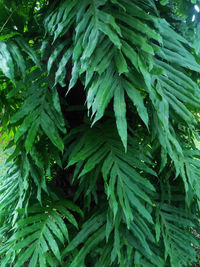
0,11 -> 14,34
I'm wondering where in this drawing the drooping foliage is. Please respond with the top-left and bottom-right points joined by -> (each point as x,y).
0,0 -> 200,266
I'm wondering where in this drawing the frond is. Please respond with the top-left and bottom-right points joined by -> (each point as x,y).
43,0 -> 200,155
0,38 -> 41,81
156,203 -> 200,266
10,67 -> 65,152
0,158 -> 29,228
0,0 -> 200,266
2,199 -> 82,267
66,122 -> 156,227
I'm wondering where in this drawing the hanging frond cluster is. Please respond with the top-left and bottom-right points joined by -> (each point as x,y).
0,0 -> 200,266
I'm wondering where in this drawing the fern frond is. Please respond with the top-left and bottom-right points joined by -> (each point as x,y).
0,38 -> 41,81
66,122 -> 156,227
0,158 -> 29,227
10,67 -> 65,152
1,0 -> 200,266
156,203 -> 200,266
4,199 -> 81,267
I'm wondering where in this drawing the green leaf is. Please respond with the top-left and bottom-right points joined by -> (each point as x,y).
43,226 -> 61,261
47,40 -> 69,74
98,21 -> 121,48
40,111 -> 64,151
68,61 -> 80,91
25,119 -> 40,152
64,212 -> 106,254
114,81 -> 127,151
14,243 -> 36,267
8,41 -> 26,77
28,250 -> 39,267
160,0 -> 169,5
115,50 -> 128,75
54,47 -> 73,86
0,41 -> 14,80
10,93 -> 41,123
14,109 -> 40,142
125,80 -> 149,128
69,226 -> 106,267
15,38 -> 41,68
81,28 -> 99,59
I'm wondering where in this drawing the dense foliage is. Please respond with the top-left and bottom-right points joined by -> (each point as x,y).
1,0 -> 200,266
